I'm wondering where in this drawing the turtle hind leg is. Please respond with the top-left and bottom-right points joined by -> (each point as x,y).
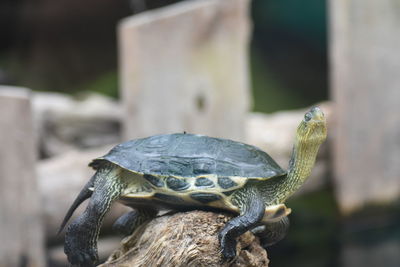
252,216 -> 290,248
113,208 -> 158,236
218,189 -> 265,259
64,165 -> 125,266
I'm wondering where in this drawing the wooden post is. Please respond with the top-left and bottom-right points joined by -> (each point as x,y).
0,87 -> 45,267
119,0 -> 251,141
329,0 -> 400,213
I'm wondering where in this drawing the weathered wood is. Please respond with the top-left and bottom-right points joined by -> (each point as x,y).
100,211 -> 269,267
119,0 -> 251,141
329,0 -> 400,213
32,92 -> 122,158
0,87 -> 45,267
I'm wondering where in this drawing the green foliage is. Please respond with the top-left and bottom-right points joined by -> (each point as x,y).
253,0 -> 326,47
79,71 -> 119,98
250,0 -> 328,114
250,48 -> 307,113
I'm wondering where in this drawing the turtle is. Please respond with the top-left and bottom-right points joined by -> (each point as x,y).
60,106 -> 327,266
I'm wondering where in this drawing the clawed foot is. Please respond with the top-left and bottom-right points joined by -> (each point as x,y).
64,221 -> 98,267
64,247 -> 98,267
218,229 -> 237,260
251,225 -> 271,248
112,211 -> 139,236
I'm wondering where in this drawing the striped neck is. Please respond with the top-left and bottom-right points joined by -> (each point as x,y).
280,137 -> 322,202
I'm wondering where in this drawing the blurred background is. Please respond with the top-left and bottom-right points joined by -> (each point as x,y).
0,0 -> 399,266
0,0 -> 327,111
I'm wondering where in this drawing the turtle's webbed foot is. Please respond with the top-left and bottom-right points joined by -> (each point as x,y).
112,208 -> 157,236
65,248 -> 97,267
218,228 -> 237,259
112,211 -> 139,235
64,219 -> 98,267
251,225 -> 278,248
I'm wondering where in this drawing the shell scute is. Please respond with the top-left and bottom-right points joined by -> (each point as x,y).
218,177 -> 238,189
91,133 -> 286,182
154,193 -> 184,203
216,161 -> 242,177
167,159 -> 193,177
192,158 -> 216,175
141,159 -> 166,174
143,174 -> 164,187
166,177 -> 190,191
190,193 -> 222,203
195,177 -> 215,188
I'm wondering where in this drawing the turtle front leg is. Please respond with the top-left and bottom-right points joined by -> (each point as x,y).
112,208 -> 158,236
218,190 -> 265,259
64,167 -> 125,266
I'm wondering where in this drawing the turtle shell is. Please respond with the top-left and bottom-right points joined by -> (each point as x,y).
90,133 -> 286,181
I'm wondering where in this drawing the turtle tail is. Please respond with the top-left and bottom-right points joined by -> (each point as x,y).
57,174 -> 96,234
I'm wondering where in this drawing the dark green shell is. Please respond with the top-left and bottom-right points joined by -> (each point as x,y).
90,133 -> 286,180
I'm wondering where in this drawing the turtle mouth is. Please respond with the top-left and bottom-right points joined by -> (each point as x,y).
297,107 -> 327,144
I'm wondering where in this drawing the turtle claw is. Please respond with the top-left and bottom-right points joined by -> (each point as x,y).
218,229 -> 237,260
65,247 -> 98,267
112,210 -> 139,236
64,220 -> 98,267
220,244 -> 237,260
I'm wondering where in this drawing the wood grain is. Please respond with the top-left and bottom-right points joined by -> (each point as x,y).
119,0 -> 251,142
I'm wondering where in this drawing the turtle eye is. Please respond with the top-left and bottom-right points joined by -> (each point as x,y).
304,112 -> 312,122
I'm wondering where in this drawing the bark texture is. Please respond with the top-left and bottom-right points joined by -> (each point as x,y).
99,211 -> 269,267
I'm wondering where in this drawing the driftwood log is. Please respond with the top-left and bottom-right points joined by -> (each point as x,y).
99,211 -> 269,267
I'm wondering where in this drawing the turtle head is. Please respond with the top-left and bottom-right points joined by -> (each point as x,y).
274,107 -> 327,203
296,106 -> 327,146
